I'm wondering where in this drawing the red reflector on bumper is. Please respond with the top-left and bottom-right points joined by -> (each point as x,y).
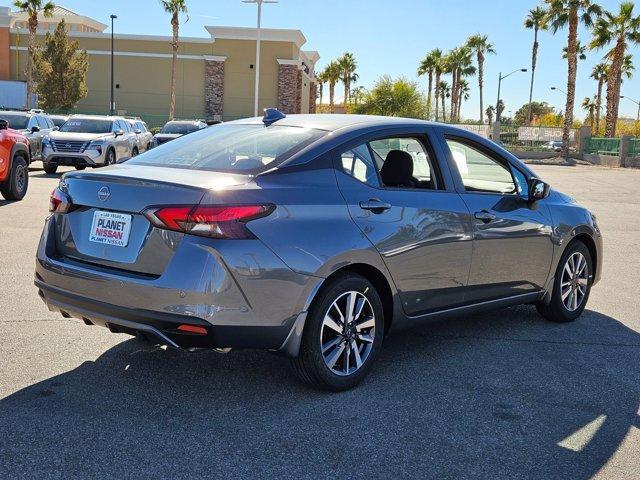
177,324 -> 208,335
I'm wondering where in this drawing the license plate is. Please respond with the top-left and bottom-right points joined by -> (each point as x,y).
89,211 -> 132,247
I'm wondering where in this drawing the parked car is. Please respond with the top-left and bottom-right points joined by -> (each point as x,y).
126,118 -> 153,154
41,115 -> 138,174
36,111 -> 602,391
48,114 -> 69,128
546,140 -> 563,152
0,109 -> 55,162
0,118 -> 30,200
151,120 -> 207,147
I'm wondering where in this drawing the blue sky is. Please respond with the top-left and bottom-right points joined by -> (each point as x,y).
3,0 -> 640,120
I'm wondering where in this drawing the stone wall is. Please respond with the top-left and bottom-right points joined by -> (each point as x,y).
204,59 -> 225,119
308,82 -> 316,113
277,64 -> 302,114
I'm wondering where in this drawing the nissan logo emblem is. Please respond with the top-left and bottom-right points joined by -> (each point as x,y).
98,186 -> 110,201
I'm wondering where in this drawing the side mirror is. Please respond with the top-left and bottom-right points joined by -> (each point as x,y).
31,125 -> 40,133
528,177 -> 550,202
114,129 -> 124,137
53,126 -> 59,131
134,129 -> 142,134
0,119 -> 7,130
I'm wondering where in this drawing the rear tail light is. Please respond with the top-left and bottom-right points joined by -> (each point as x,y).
177,324 -> 208,335
49,188 -> 73,213
144,204 -> 274,239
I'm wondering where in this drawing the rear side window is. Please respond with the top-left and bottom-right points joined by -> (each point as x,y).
445,138 -> 516,194
129,124 -> 325,173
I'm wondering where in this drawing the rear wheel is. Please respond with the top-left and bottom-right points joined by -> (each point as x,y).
537,241 -> 593,323
132,147 -> 139,157
292,273 -> 384,391
43,162 -> 58,175
0,155 -> 29,200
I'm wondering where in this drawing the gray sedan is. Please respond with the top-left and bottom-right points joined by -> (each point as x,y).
35,111 -> 602,391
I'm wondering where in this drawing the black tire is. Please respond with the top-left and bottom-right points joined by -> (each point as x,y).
536,240 -> 593,323
103,148 -> 116,167
75,165 -> 86,170
43,162 -> 58,175
132,147 -> 139,157
0,155 -> 29,201
291,273 -> 385,391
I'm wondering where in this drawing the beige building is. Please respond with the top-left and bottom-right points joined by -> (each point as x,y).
0,5 -> 319,125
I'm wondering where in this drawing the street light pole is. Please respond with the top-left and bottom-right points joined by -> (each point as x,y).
495,68 -> 527,122
621,95 -> 640,123
110,14 -> 117,116
243,0 -> 277,117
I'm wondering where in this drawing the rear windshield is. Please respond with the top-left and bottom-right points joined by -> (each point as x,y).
0,114 -> 29,130
130,124 -> 325,173
60,119 -> 113,134
161,122 -> 200,135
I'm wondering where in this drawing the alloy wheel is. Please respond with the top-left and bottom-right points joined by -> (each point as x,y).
15,163 -> 26,193
320,291 -> 375,376
560,252 -> 588,311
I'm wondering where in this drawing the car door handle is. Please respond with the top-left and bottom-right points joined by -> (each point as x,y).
359,199 -> 391,213
474,210 -> 496,223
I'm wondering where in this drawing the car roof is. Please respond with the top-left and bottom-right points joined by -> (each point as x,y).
226,113 -> 438,132
166,120 -> 202,124
69,115 -> 120,121
0,110 -> 32,117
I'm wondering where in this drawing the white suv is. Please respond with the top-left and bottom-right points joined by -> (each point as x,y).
42,115 -> 137,173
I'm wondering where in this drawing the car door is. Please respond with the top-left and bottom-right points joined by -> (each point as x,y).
333,129 -> 473,315
25,116 -> 41,159
441,133 -> 554,303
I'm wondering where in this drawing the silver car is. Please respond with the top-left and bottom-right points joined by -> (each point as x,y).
36,112 -> 602,391
42,115 -> 137,174
127,119 -> 154,154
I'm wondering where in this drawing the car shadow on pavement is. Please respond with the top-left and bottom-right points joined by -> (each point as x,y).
1,306 -> 638,479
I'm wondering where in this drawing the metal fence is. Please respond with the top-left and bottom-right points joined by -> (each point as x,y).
586,137 -> 621,155
629,138 -> 640,157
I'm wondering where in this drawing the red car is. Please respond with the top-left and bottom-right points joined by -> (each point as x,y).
0,118 -> 30,201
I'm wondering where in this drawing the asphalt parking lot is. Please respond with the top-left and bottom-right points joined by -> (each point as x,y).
1,164 -> 639,479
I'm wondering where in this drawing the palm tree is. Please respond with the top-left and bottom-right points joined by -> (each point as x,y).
315,68 -> 328,106
466,34 -> 495,123
562,40 -> 588,60
337,53 -> 357,106
590,2 -> 640,137
590,62 -> 608,134
161,0 -> 188,121
418,48 -> 443,119
351,86 -> 367,106
325,61 -> 341,113
581,96 -> 597,127
438,80 -> 450,122
525,7 -> 548,125
544,0 -> 602,156
13,0 -> 55,108
486,105 -> 495,126
446,47 -> 475,123
620,53 -> 635,81
457,78 -> 471,117
432,51 -> 446,121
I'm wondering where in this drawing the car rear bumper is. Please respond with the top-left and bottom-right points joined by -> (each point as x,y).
35,215 -> 321,354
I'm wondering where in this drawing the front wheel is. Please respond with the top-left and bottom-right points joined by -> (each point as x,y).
0,155 -> 29,200
292,273 -> 384,391
104,149 -> 116,166
537,241 -> 593,323
43,162 -> 58,175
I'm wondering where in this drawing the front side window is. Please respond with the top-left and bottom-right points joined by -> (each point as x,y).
340,143 -> 379,187
129,124 -> 325,173
370,137 -> 438,190
60,119 -> 113,134
445,138 -> 516,194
